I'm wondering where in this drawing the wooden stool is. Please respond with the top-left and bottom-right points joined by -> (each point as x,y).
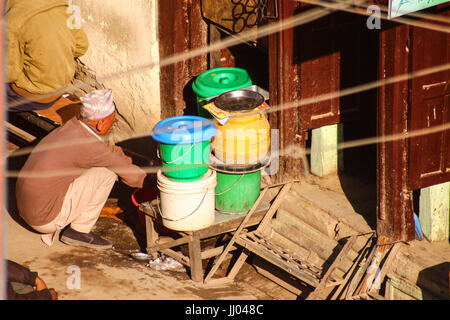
33,95 -> 82,125
139,198 -> 270,283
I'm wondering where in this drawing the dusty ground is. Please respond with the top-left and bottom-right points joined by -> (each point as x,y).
4,207 -> 297,300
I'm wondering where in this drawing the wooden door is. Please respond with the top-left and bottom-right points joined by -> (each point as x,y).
158,0 -> 208,118
377,9 -> 450,241
409,20 -> 450,190
378,23 -> 415,241
295,12 -> 341,130
296,11 -> 377,131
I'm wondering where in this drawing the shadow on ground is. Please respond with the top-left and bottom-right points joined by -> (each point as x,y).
417,262 -> 450,299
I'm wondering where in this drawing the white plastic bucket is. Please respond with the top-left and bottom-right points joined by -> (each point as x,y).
157,169 -> 217,231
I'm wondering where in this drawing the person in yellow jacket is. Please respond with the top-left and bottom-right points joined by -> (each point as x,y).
5,0 -> 89,117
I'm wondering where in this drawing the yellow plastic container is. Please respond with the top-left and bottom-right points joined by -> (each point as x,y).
212,112 -> 270,165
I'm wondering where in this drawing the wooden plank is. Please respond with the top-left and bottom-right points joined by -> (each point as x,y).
140,200 -> 268,240
385,277 -> 394,299
306,235 -> 357,300
196,207 -> 267,239
161,248 -> 190,266
158,0 -> 176,118
235,236 -> 320,287
353,236 -> 391,296
139,203 -> 158,219
315,235 -> 357,290
377,22 -> 415,241
247,232 -> 322,274
256,183 -> 293,232
200,245 -> 237,260
190,0 -> 208,75
331,233 -> 375,300
225,249 -> 250,281
385,274 -> 424,300
6,122 -> 36,143
377,242 -> 401,285
145,214 -> 159,259
147,235 -> 191,254
188,234 -> 203,282
158,0 -> 208,118
142,197 -> 268,283
204,187 -> 269,283
268,0 -> 303,182
351,291 -> 385,300
204,183 -> 293,283
344,238 -> 378,299
202,277 -> 233,286
367,292 -> 386,300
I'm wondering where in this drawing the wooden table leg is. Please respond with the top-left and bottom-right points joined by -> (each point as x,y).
226,249 -> 249,281
145,214 -> 159,259
188,233 -> 203,282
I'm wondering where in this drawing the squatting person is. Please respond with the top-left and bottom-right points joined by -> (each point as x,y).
15,89 -> 147,249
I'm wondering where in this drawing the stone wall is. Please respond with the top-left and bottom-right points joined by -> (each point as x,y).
72,0 -> 160,143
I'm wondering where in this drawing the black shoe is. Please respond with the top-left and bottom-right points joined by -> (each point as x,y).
60,227 -> 112,249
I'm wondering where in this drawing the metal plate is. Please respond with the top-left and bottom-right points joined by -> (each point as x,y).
209,153 -> 271,173
215,90 -> 265,112
130,252 -> 151,261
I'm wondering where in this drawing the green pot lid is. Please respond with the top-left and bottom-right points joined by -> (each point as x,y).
192,67 -> 252,98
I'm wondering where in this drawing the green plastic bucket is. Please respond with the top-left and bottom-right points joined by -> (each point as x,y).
151,116 -> 217,182
159,141 -> 211,181
192,67 -> 252,118
215,170 -> 261,214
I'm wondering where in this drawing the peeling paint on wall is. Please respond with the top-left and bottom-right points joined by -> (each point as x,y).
72,0 -> 161,143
